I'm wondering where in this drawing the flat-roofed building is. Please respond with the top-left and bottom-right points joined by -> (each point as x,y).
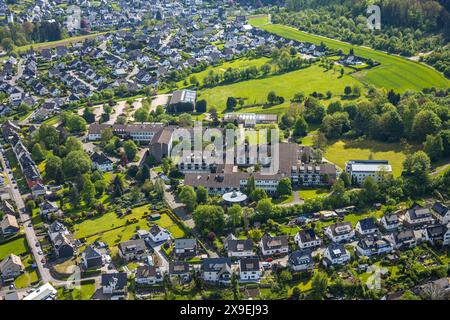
345,160 -> 392,184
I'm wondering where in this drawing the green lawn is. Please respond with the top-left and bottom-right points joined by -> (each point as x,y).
56,281 -> 96,300
176,57 -> 271,89
14,254 -> 39,288
249,15 -> 449,92
298,188 -> 330,200
324,140 -> 409,177
198,64 -> 361,114
0,237 -> 28,260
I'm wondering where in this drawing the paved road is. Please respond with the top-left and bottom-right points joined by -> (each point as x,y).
0,144 -> 101,290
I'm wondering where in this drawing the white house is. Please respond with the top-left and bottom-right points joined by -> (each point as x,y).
432,202 -> 450,225
355,217 -> 379,236
379,213 -> 401,231
324,222 -> 355,243
356,236 -> 394,257
225,234 -> 254,257
323,243 -> 351,267
389,230 -> 416,249
288,250 -> 314,272
90,152 -> 114,172
101,272 -> 128,296
149,224 -> 170,243
294,229 -> 322,250
202,258 -> 232,284
239,258 -> 261,282
404,204 -> 434,226
259,232 -> 289,256
135,265 -> 163,285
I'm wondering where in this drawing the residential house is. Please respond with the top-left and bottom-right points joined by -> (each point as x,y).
356,235 -> 394,257
239,258 -> 261,282
389,230 -> 416,249
0,254 -> 24,280
101,272 -> 128,296
31,183 -> 47,197
379,213 -> 401,232
118,239 -> 147,261
323,243 -> 351,267
135,265 -> 163,285
432,202 -> 450,225
39,200 -> 60,219
424,225 -> 448,246
404,204 -> 434,227
48,221 -> 75,258
173,238 -> 197,258
225,234 -> 254,257
259,232 -> 289,256
288,250 -> 314,272
90,152 -> 114,172
355,217 -> 379,236
324,222 -> 355,243
294,229 -> 322,250
202,257 -> 232,284
0,214 -> 19,237
149,224 -> 170,243
81,245 -> 104,269
169,261 -> 191,283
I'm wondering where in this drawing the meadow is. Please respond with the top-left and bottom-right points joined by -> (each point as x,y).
323,140 -> 409,177
198,64 -> 361,114
249,15 -> 449,92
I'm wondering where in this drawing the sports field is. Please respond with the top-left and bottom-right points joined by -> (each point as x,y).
249,15 -> 449,92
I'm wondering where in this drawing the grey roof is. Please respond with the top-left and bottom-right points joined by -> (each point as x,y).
101,272 -> 127,289
327,243 -> 347,259
169,261 -> 190,275
174,238 -> 197,250
260,232 -> 288,251
357,217 -> 377,231
227,238 -> 253,253
288,250 -> 313,267
297,228 -> 319,243
239,258 -> 260,272
432,202 -> 449,217
202,257 -> 231,272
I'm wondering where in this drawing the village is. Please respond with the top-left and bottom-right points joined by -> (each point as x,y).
0,0 -> 448,303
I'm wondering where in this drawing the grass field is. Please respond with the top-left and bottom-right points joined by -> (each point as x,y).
14,254 -> 39,288
249,15 -> 449,92
176,57 -> 271,89
324,140 -> 408,177
298,188 -> 330,200
198,64 -> 361,114
0,237 -> 28,260
57,281 -> 96,300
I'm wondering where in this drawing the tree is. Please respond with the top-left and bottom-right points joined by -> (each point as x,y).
112,175 -> 124,197
423,134 -> 444,161
267,90 -> 277,104
412,110 -> 442,142
251,188 -> 268,202
101,128 -> 114,145
255,198 -> 273,220
339,172 -> 351,188
276,178 -> 292,197
82,177 -> 96,205
192,205 -> 226,235
45,155 -> 63,183
293,116 -> 308,137
94,179 -> 108,195
63,151 -> 92,177
179,186 -> 197,212
226,97 -> 237,110
82,107 -> 96,123
246,175 -> 256,195
38,124 -> 60,149
1,38 -> 14,52
327,101 -> 342,114
344,86 -> 352,96
196,186 -> 208,204
134,106 -> 149,122
154,178 -> 166,198
196,99 -> 207,113
123,140 -> 138,161
402,151 -> 432,196
360,176 -> 380,204
309,272 -> 328,300
227,204 -> 243,227
65,136 -> 83,154
31,143 -> 46,162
